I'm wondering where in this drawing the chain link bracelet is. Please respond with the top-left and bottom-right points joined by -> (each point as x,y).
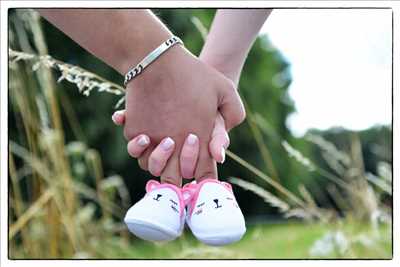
124,36 -> 184,87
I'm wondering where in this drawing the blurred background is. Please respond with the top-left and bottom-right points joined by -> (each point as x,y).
8,9 -> 392,259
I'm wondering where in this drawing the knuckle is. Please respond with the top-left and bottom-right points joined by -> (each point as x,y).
181,154 -> 196,163
223,77 -> 236,91
229,107 -> 246,128
237,107 -> 246,124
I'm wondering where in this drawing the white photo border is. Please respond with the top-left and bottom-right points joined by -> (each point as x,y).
1,1 -> 398,267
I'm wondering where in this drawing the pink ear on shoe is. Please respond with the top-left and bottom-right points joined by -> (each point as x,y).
145,180 -> 160,192
221,182 -> 233,192
181,187 -> 195,205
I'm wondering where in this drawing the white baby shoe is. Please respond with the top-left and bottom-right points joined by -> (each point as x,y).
182,179 -> 246,246
124,180 -> 185,242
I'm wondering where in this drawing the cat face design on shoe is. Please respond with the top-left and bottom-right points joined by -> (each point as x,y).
182,179 -> 240,218
145,190 -> 180,214
145,180 -> 184,216
192,196 -> 239,216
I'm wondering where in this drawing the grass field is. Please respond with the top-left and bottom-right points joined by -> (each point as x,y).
91,221 -> 392,259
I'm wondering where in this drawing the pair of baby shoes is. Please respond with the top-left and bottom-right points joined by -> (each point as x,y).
124,178 -> 246,246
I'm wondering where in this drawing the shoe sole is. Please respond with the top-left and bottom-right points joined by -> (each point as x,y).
196,231 -> 246,246
125,218 -> 180,242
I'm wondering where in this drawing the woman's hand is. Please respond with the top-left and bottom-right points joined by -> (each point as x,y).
113,110 -> 230,181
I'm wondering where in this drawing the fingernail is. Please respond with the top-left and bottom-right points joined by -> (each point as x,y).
221,147 -> 226,163
161,137 -> 174,151
112,111 -> 122,122
137,135 -> 149,146
223,138 -> 230,149
187,133 -> 198,146
111,114 -> 117,122
114,110 -> 123,117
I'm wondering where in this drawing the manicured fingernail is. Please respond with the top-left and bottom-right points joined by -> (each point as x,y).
111,113 -> 118,121
114,110 -> 123,117
137,135 -> 149,146
223,139 -> 230,149
112,111 -> 123,122
187,133 -> 198,146
221,147 -> 226,163
161,137 -> 174,151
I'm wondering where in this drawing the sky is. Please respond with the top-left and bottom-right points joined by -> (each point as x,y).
260,9 -> 392,137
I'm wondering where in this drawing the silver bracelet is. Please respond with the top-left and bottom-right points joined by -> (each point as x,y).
124,36 -> 184,86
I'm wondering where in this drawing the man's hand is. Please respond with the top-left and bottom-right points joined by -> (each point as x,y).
123,45 -> 245,186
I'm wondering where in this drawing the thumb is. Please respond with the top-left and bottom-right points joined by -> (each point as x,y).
218,79 -> 246,131
209,113 -> 230,163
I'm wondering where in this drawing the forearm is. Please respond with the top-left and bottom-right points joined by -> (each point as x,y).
38,9 -> 172,74
200,9 -> 272,85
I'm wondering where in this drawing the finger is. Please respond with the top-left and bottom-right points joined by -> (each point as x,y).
194,139 -> 218,183
148,137 -> 175,177
160,151 -> 182,187
218,79 -> 246,131
180,133 -> 200,179
127,134 -> 150,158
137,143 -> 155,171
138,157 -> 148,171
209,113 -> 230,163
111,110 -> 126,125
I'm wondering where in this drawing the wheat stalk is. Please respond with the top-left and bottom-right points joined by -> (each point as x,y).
9,189 -> 54,239
282,140 -> 315,171
282,140 -> 351,190
306,133 -> 351,166
229,177 -> 290,213
9,49 -> 126,108
191,16 -> 208,42
226,149 -> 306,208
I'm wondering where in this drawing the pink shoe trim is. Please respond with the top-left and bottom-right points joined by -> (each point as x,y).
145,180 -> 185,218
182,178 -> 234,217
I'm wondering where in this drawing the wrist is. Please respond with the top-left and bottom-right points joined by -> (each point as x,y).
199,50 -> 243,86
125,43 -> 190,92
124,36 -> 184,86
117,31 -> 173,75
112,10 -> 175,75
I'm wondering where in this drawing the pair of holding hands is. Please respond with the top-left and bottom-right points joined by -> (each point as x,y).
37,9 -> 271,187
114,45 -> 246,187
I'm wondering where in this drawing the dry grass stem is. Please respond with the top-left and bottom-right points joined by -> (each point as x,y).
229,177 -> 290,213
191,16 -> 208,42
9,49 -> 126,108
226,149 -> 305,208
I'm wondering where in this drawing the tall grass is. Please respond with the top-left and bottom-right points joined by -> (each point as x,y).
9,10 -> 129,258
